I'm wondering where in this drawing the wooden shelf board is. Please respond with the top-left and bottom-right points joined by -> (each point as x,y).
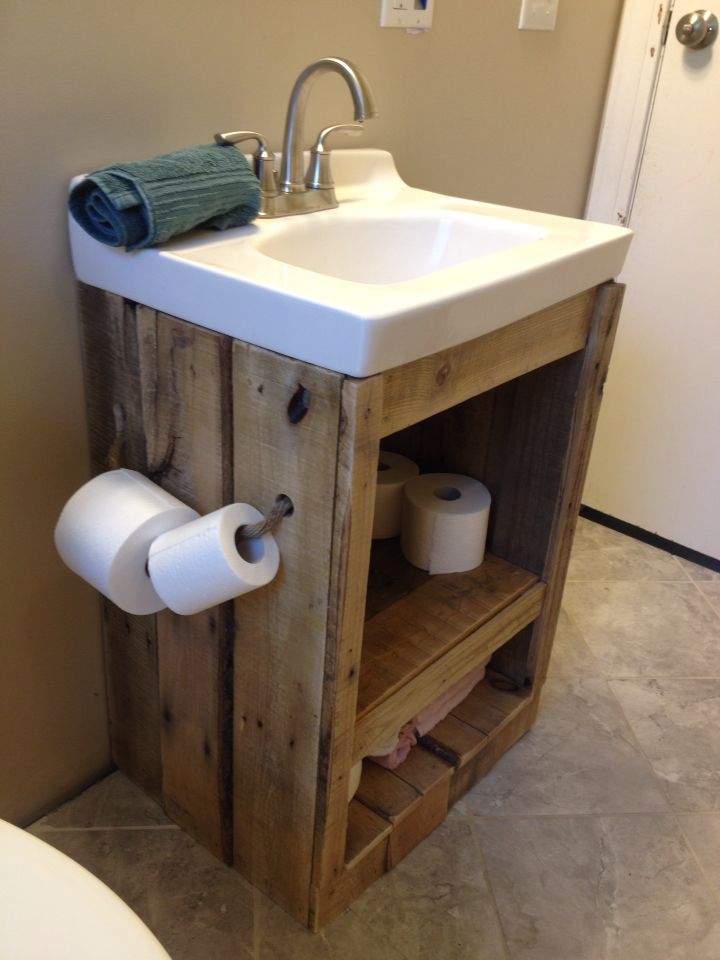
353,584 -> 544,764
355,761 -> 423,824
342,673 -> 535,903
420,671 -> 531,768
344,799 -> 391,869
390,741 -> 454,796
360,546 -> 539,716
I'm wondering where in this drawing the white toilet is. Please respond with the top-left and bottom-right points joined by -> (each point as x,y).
0,819 -> 171,959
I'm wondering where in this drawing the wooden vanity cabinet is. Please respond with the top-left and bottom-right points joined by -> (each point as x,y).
78,280 -> 623,929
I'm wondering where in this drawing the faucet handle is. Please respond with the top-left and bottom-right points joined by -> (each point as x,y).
214,131 -> 278,197
306,123 -> 364,190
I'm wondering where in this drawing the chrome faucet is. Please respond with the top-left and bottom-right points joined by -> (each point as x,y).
215,57 -> 377,218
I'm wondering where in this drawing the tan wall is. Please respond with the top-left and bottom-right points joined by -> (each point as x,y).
0,0 -> 622,823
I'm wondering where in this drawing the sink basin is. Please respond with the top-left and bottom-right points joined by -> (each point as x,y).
254,210 -> 544,284
69,149 -> 632,376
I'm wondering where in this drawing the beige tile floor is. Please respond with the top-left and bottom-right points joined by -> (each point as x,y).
29,518 -> 720,959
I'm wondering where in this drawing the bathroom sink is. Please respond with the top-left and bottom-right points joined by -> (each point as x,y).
254,209 -> 544,284
69,149 -> 632,376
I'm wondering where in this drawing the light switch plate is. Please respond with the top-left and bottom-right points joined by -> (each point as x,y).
380,0 -> 434,29
518,0 -> 558,31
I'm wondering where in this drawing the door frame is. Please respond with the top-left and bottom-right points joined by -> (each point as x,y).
585,0 -> 675,226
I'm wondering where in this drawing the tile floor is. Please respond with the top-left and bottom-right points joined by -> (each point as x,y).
30,518 -> 720,959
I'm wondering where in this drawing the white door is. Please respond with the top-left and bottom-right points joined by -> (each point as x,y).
584,2 -> 720,560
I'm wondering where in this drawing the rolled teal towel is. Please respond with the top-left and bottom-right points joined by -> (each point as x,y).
69,144 -> 261,251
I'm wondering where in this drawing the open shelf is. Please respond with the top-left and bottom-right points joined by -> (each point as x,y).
345,670 -> 533,869
359,540 -> 541,719
353,542 -> 544,764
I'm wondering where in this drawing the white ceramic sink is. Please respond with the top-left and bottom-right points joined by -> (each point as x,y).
69,150 -> 632,376
254,209 -> 544,284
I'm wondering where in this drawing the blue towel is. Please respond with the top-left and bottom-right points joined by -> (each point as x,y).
69,144 -> 261,251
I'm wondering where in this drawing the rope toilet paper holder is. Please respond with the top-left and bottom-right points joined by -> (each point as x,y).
139,493 -> 294,579
234,494 -> 294,543
55,468 -> 289,617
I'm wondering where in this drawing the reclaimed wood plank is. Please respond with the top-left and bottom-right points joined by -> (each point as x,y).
310,375 -> 385,906
78,285 -> 161,799
359,554 -> 538,716
355,762 -> 422,823
353,583 -> 544,764
484,283 -> 624,686
390,744 -> 454,796
379,290 -> 594,437
448,695 -> 537,805
232,342 -> 345,924
135,309 -> 235,863
527,283 -> 625,686
312,831 -> 388,931
101,602 -> 161,800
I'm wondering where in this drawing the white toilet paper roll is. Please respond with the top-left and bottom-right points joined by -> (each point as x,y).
147,503 -> 280,616
372,451 -> 420,540
54,469 -> 200,615
400,473 -> 491,574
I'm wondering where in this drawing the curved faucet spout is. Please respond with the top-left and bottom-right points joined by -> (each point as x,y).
280,57 -> 378,194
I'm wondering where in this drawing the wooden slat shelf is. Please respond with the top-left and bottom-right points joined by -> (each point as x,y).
344,671 -> 532,879
359,544 -> 540,717
421,670 -> 531,766
353,584 -> 544,764
344,799 -> 391,868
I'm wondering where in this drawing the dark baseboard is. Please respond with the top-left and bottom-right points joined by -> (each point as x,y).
579,505 -> 720,574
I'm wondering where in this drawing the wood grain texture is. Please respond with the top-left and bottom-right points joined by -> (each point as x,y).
355,762 -> 422,823
79,286 -> 161,798
390,743 -> 454,796
422,672 -> 531,767
139,311 -> 235,863
80,288 -> 236,858
310,375 -> 385,903
312,831 -> 389,932
527,283 -> 625,686
448,695 -> 537,805
360,552 -> 538,715
101,602 -> 162,800
379,290 -> 594,437
79,285 -> 151,475
232,342 -> 345,923
353,583 -> 544,764
345,798 -> 394,865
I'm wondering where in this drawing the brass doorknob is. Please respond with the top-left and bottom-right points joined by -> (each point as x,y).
675,10 -> 718,48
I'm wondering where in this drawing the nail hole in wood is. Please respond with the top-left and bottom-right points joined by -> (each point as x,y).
288,384 -> 311,423
276,493 -> 294,517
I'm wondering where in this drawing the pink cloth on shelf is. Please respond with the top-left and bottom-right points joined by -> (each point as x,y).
370,724 -> 417,770
368,657 -> 491,771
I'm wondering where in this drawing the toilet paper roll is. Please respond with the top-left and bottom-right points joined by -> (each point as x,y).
372,451 -> 420,539
148,503 -> 280,616
54,469 -> 200,616
401,473 -> 491,574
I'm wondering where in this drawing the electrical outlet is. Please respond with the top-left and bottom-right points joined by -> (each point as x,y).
380,0 -> 434,30
518,0 -> 558,31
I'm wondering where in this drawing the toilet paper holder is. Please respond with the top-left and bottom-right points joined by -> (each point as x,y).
55,471 -> 293,618
236,493 -> 294,542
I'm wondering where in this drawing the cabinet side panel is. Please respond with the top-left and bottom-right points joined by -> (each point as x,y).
232,342 -> 344,923
78,284 -> 161,799
529,283 -> 625,685
140,310 -> 235,863
487,283 -> 624,684
311,375 -> 384,911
